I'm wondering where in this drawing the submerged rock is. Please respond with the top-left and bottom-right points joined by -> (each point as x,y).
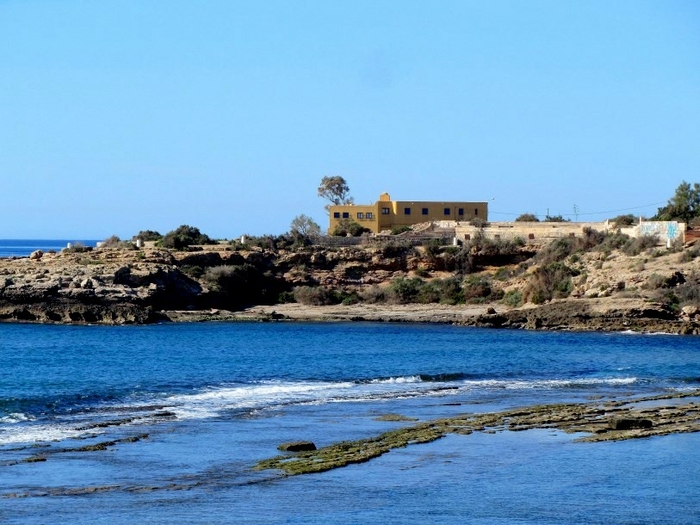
278,441 -> 317,452
609,417 -> 653,430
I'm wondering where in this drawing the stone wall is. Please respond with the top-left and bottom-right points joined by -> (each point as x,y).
455,220 -> 686,245
620,221 -> 686,245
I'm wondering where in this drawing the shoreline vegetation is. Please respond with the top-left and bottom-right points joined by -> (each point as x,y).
1,223 -> 699,333
254,390 -> 700,476
2,181 -> 700,333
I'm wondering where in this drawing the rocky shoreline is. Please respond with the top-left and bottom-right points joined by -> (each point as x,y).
1,241 -> 699,334
255,390 -> 700,475
5,390 -> 700,498
200,298 -> 696,334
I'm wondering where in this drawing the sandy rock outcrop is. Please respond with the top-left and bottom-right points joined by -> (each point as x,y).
1,240 -> 699,332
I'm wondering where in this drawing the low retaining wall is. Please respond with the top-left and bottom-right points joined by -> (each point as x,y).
455,221 -> 686,245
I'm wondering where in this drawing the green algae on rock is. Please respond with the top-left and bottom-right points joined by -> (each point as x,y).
254,390 -> 700,475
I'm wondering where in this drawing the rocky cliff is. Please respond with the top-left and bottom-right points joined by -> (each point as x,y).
1,239 -> 698,333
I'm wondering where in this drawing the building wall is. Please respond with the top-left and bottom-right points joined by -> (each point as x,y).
455,220 -> 686,245
621,221 -> 686,244
328,203 -> 380,233
328,193 -> 488,234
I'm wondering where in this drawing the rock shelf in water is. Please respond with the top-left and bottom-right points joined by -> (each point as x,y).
255,390 -> 700,475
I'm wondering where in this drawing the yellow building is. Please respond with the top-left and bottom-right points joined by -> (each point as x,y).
328,193 -> 488,234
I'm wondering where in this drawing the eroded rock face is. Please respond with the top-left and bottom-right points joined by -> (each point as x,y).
1,242 -> 699,331
0,249 -> 200,325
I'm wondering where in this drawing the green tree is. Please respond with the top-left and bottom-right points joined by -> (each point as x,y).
653,181 -> 700,224
544,214 -> 570,223
133,230 -> 162,242
318,176 -> 353,212
332,219 -> 369,237
515,213 -> 539,222
609,214 -> 636,227
160,225 -> 215,250
290,214 -> 321,238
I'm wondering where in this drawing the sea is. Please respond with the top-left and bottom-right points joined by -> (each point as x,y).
0,239 -> 99,258
1,321 -> 699,524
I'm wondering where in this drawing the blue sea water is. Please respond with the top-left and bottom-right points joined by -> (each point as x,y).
0,239 -> 98,258
1,322 -> 699,524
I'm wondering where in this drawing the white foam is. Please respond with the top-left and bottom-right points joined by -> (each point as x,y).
164,381 -> 357,420
369,376 -> 422,384
460,377 -> 637,390
0,423 -> 97,445
0,412 -> 34,424
0,376 -> 642,446
618,330 -> 678,336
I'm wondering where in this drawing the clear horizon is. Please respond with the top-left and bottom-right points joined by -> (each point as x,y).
2,1 -> 699,239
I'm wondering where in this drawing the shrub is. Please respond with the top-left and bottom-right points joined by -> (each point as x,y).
278,291 -> 296,303
204,264 -> 279,306
102,235 -> 121,246
579,227 -> 606,250
293,286 -> 339,306
101,235 -> 136,250
332,220 -> 369,237
679,244 -> 700,262
160,225 -> 215,250
180,265 -> 205,279
536,238 -> 576,265
501,290 -> 523,307
415,282 -> 440,304
524,262 -> 577,304
340,290 -> 362,305
387,277 -> 424,304
360,285 -> 387,303
544,215 -> 571,222
515,213 -> 539,222
462,275 -> 492,301
133,230 -> 162,242
622,235 -> 659,256
676,280 -> 700,307
493,267 -> 512,281
469,234 -> 523,257
234,234 -> 295,251
598,232 -> 630,252
610,214 -> 636,227
391,226 -> 412,235
430,277 -> 465,304
380,240 -> 413,258
414,267 -> 430,278
645,273 -> 666,290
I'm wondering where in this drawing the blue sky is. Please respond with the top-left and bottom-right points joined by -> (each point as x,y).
2,1 -> 699,239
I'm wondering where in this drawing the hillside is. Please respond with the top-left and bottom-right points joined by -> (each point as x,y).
0,232 -> 698,333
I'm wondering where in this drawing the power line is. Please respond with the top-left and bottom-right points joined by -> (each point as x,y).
490,201 -> 666,218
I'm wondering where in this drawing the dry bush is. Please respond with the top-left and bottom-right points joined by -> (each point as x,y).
292,286 -> 339,306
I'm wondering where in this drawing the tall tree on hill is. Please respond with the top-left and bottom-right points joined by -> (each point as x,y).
318,176 -> 353,213
653,181 -> 700,225
290,214 -> 321,239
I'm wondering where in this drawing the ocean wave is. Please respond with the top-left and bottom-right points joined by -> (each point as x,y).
0,375 -> 642,446
163,381 -> 357,420
618,330 -> 679,336
161,376 -> 640,420
366,376 -> 422,384
0,423 -> 91,445
0,412 -> 34,424
461,377 -> 638,390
